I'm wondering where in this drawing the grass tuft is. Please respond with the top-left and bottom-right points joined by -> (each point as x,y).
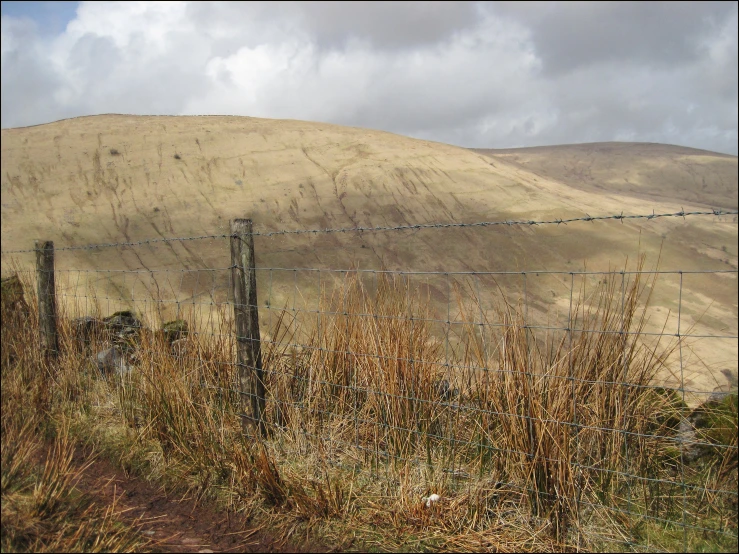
1,258 -> 736,552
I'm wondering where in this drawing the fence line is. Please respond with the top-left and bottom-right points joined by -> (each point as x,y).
1,208 -> 736,254
2,212 -> 737,553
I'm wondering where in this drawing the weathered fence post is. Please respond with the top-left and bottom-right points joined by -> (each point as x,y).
35,240 -> 58,359
230,219 -> 267,437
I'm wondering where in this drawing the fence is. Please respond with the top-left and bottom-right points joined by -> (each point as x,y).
2,209 -> 737,552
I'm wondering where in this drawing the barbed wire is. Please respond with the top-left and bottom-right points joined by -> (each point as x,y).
1,208 -> 736,254
6,240 -> 736,552
44,266 -> 739,276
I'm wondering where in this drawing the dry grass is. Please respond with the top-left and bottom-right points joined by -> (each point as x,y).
1,288 -> 148,552
1,259 -> 736,552
3,116 -> 736,400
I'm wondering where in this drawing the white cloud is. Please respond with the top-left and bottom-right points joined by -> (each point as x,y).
1,1 -> 737,155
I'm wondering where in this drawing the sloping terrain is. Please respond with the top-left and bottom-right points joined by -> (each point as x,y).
473,142 -> 738,210
1,115 -> 737,396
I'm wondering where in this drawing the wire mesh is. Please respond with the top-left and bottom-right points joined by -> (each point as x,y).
1,210 -> 737,552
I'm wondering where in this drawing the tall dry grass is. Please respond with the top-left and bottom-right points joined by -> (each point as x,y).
1,271 -> 149,553
1,258 -> 736,552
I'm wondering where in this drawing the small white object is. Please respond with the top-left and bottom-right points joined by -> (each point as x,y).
423,493 -> 441,507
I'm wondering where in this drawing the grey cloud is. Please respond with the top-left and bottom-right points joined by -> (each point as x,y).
182,1 -> 481,52
68,33 -> 121,78
0,16 -> 67,127
488,1 -> 736,76
294,1 -> 481,50
0,2 -> 736,156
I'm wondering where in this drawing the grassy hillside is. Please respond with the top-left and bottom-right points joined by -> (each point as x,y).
1,115 -> 737,397
473,142 -> 738,210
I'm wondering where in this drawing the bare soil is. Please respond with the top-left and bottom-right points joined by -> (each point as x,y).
64,446 -> 331,553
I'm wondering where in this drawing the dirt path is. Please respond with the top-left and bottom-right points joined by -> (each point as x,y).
67,448 -> 327,553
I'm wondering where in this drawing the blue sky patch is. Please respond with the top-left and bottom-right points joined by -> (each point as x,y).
1,1 -> 79,36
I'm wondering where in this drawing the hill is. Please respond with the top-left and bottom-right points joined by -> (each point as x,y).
472,142 -> 738,210
1,115 -> 737,397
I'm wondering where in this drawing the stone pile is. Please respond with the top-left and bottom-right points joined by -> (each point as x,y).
69,311 -> 189,378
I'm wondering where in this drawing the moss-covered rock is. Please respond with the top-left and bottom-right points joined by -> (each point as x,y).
103,310 -> 142,330
684,392 -> 738,467
103,310 -> 144,349
71,316 -> 105,349
643,386 -> 688,435
161,319 -> 188,343
691,392 -> 738,444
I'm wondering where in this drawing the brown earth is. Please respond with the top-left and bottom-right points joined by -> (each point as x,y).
63,446 -> 332,553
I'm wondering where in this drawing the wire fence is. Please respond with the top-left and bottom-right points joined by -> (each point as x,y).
1,208 -> 736,254
1,209 -> 737,552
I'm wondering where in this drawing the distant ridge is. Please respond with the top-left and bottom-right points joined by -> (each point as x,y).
472,141 -> 737,159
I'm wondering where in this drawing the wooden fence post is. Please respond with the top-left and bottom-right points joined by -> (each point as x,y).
35,240 -> 58,359
230,219 -> 267,437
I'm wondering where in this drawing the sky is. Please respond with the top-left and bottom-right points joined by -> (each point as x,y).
1,1 -> 737,155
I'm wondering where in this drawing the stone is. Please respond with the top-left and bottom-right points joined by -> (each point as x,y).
647,387 -> 687,433
103,310 -> 143,347
103,310 -> 141,327
436,379 -> 451,400
434,379 -> 459,402
676,419 -> 700,463
689,389 -> 738,429
96,347 -> 132,376
682,391 -> 738,464
1,274 -> 28,315
72,316 -> 104,343
171,337 -> 188,357
103,310 -> 142,331
161,319 -> 188,343
423,493 -> 441,508
720,369 -> 738,388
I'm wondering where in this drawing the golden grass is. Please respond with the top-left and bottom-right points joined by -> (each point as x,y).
1,259 -> 737,552
2,116 -> 736,400
1,306 -> 148,552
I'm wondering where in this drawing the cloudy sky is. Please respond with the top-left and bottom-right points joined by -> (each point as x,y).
1,1 -> 737,154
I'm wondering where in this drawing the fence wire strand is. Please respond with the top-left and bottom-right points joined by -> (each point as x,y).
1,208 -> 736,254
2,210 -> 737,553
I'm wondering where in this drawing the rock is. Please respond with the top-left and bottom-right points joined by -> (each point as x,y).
171,337 -> 188,357
676,418 -> 700,463
434,379 -> 459,402
72,316 -> 104,343
161,319 -> 188,343
1,274 -> 28,315
103,310 -> 143,346
707,386 -> 737,404
103,310 -> 142,330
436,379 -> 450,399
647,387 -> 687,434
721,369 -> 738,388
689,389 -> 738,429
423,493 -> 441,508
96,347 -> 132,376
682,391 -> 738,464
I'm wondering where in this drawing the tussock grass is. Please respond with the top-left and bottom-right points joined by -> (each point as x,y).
1,258 -> 736,552
1,279 -> 148,552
